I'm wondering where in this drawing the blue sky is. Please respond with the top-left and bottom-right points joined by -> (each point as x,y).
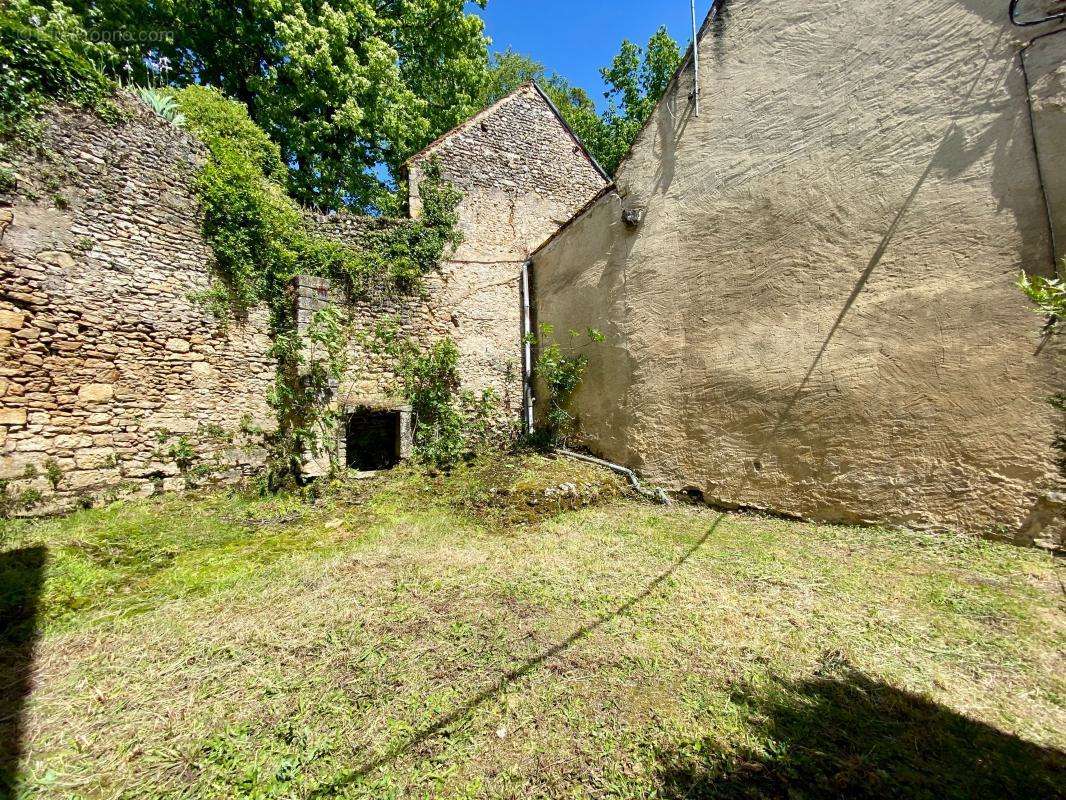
470,1 -> 703,111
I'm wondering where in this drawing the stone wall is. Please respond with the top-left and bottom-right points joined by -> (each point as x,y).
0,100 -> 275,511
531,0 -> 1066,547
298,83 -> 609,474
0,82 -> 609,506
404,83 -> 608,419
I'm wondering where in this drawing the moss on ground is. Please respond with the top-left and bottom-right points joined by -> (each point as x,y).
0,454 -> 1062,798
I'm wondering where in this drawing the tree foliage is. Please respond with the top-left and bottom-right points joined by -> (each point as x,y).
481,27 -> 681,176
597,26 -> 682,173
66,0 -> 490,211
11,0 -> 681,202
173,85 -> 462,324
0,0 -> 117,140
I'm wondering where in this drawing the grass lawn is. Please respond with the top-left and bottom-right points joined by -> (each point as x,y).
0,454 -> 1063,799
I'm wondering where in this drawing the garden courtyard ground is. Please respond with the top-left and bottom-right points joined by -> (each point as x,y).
0,455 -> 1063,798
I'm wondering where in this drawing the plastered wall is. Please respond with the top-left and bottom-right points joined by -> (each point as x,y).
532,0 -> 1066,546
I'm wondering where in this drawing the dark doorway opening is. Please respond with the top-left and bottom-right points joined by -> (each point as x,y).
345,409 -> 401,471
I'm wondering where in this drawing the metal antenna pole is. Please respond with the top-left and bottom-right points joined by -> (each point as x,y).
691,0 -> 700,116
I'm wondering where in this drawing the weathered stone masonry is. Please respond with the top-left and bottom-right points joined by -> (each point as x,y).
300,83 -> 609,470
0,84 -> 608,508
403,83 -> 609,415
1,102 -> 275,510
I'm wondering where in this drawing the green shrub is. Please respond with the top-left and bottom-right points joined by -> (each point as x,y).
44,458 -> 62,490
0,1 -> 117,140
358,326 -> 504,470
19,487 -> 43,510
529,324 -> 604,447
1018,265 -> 1066,330
0,163 -> 16,193
400,338 -> 466,469
174,86 -> 462,325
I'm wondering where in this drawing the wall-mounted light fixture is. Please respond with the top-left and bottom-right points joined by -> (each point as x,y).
623,208 -> 645,229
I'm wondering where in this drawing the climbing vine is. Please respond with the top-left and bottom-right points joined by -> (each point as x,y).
164,87 -> 466,485
173,85 -> 460,324
263,306 -> 353,489
361,324 -> 507,470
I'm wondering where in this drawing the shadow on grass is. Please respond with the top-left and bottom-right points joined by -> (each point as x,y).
656,669 -> 1066,800
0,546 -> 47,796
308,516 -> 726,796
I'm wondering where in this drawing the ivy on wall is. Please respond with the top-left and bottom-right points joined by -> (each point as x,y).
171,86 -> 466,484
172,86 -> 463,328
359,323 -> 509,471
0,0 -> 469,487
267,306 -> 352,490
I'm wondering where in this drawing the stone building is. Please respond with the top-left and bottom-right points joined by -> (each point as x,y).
1,4 -> 1062,547
530,0 -> 1066,547
298,82 -> 608,472
0,84 -> 607,505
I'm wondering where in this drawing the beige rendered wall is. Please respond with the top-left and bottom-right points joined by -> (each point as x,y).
532,0 -> 1066,546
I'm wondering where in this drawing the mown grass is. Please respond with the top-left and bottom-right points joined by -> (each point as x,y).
0,454 -> 1063,799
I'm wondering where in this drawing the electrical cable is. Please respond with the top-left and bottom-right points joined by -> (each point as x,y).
1009,0 -> 1066,27
1016,25 -> 1066,269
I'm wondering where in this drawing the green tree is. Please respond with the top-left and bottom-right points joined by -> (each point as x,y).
598,26 -> 682,173
68,0 -> 489,212
480,27 -> 681,177
0,0 -> 117,139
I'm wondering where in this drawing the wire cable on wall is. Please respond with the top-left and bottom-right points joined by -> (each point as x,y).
1009,0 -> 1066,26
1015,23 -> 1066,269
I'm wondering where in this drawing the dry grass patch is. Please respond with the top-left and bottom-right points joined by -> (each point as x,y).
0,454 -> 1063,798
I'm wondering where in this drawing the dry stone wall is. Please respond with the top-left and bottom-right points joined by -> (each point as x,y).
0,82 -> 608,507
0,101 -> 275,511
532,0 -> 1066,547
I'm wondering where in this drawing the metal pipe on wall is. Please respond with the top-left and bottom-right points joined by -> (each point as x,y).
520,261 -> 535,434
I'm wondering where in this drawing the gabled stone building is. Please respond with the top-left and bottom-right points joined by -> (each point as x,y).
298,82 -> 609,472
